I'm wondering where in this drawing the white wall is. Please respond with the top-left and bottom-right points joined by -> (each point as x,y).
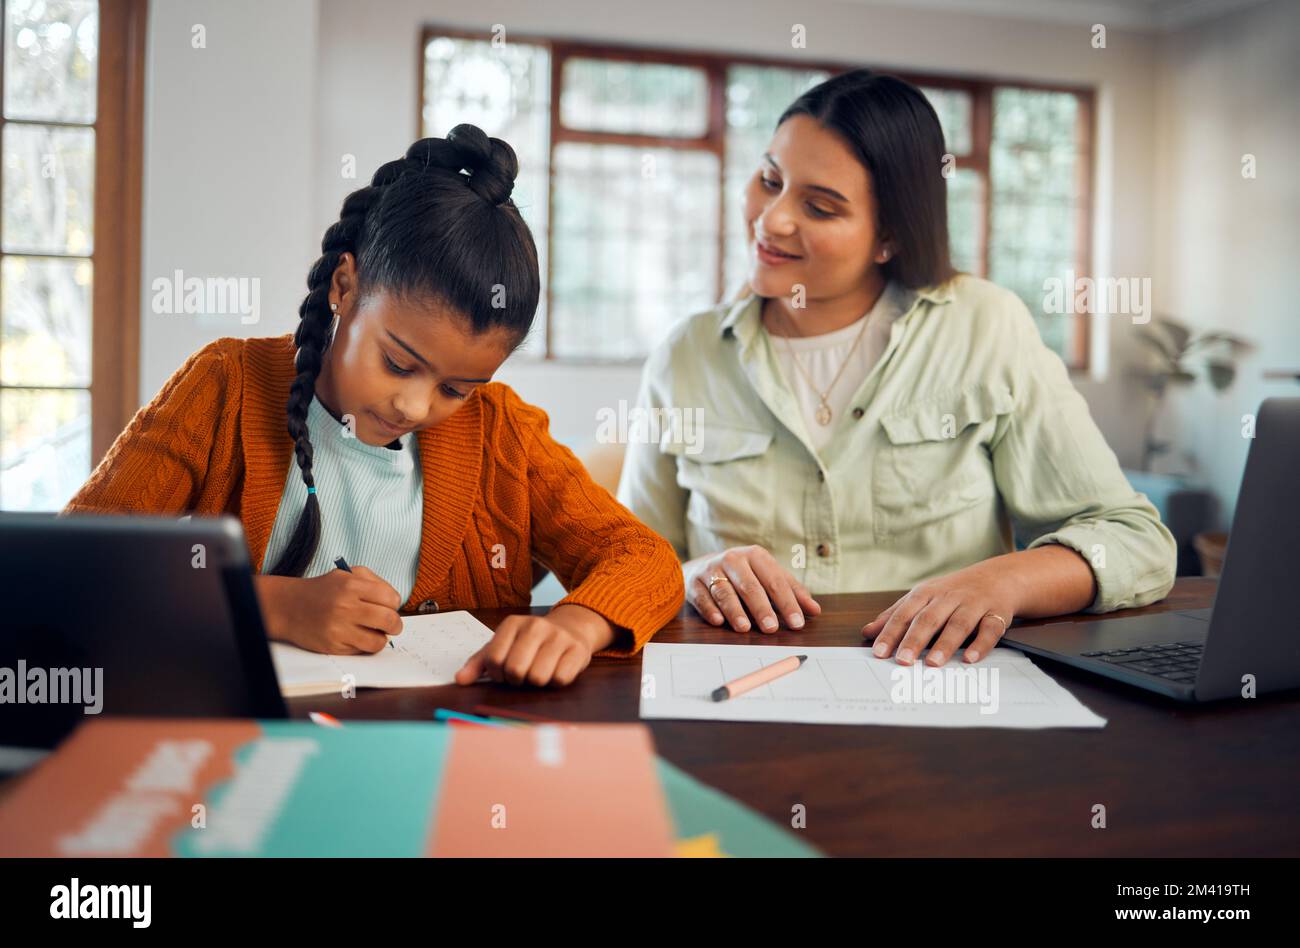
140,0 -> 318,398
1150,0 -> 1300,526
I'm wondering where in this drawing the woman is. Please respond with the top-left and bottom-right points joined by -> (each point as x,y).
617,71 -> 1175,668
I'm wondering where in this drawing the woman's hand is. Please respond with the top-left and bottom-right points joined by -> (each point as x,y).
684,545 -> 821,633
863,557 -> 1023,666
454,604 -> 613,688
254,566 -> 403,655
863,546 -> 1098,665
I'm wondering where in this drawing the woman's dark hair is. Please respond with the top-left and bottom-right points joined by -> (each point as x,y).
269,123 -> 540,577
778,70 -> 956,289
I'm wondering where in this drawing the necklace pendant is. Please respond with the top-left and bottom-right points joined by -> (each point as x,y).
815,402 -> 833,426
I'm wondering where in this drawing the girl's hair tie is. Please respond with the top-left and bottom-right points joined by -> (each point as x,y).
306,486 -> 317,495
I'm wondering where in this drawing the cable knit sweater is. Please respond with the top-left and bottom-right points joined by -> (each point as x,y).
62,334 -> 684,655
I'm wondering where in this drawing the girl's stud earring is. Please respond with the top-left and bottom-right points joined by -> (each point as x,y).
330,302 -> 339,312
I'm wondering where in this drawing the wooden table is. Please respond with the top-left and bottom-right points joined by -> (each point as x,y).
288,577 -> 1300,857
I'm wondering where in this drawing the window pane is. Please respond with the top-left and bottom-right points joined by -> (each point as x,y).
423,35 -> 551,355
723,65 -> 830,294
0,386 -> 89,511
1,255 -> 91,385
2,123 -> 95,254
988,87 -> 1081,361
551,143 -> 718,359
947,168 -> 983,275
920,86 -> 972,155
3,0 -> 98,123
560,58 -> 708,137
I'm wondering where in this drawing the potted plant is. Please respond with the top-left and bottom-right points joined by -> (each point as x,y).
1133,317 -> 1253,576
1133,317 -> 1253,472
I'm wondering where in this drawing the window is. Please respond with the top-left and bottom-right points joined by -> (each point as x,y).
420,28 -> 1094,369
904,81 -> 1094,364
988,87 -> 1090,361
423,33 -> 550,356
1,0 -> 146,511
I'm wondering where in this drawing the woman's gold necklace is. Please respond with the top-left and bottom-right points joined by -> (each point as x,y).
773,304 -> 872,426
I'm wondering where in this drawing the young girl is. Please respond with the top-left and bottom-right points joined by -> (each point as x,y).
64,124 -> 684,688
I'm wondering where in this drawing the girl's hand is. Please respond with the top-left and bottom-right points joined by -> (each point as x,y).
684,545 -> 821,633
862,558 -> 1023,666
454,605 -> 612,688
254,566 -> 403,654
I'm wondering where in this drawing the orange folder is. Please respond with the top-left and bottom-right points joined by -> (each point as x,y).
429,723 -> 674,857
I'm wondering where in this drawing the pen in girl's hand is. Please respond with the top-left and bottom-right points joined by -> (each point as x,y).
334,556 -> 395,648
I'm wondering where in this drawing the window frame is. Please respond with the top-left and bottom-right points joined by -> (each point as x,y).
0,0 -> 148,485
417,25 -> 1095,371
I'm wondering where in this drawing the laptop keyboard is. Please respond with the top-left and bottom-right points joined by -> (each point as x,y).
1080,641 -> 1203,683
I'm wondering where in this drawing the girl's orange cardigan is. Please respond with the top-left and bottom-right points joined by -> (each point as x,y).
63,334 -> 684,655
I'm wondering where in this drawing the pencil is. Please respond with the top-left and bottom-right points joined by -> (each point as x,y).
712,655 -> 808,701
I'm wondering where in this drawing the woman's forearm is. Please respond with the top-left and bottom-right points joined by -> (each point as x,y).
1004,544 -> 1098,618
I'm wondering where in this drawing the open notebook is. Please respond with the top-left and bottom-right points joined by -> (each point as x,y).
269,610 -> 496,697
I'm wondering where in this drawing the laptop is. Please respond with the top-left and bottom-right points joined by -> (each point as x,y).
1003,397 -> 1300,702
0,513 -> 286,764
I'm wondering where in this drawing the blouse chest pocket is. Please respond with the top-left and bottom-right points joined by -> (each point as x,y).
664,424 -> 776,547
871,383 -> 1012,541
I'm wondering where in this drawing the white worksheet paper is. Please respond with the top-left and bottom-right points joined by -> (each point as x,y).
270,610 -> 495,696
639,643 -> 1106,729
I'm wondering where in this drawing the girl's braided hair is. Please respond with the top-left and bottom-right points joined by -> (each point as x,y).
268,123 -> 540,577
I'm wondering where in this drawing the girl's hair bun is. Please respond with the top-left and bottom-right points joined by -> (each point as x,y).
401,125 -> 519,206
442,123 -> 519,206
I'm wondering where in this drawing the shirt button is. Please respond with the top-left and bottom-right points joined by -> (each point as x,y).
417,599 -> 439,614
851,407 -> 864,419
816,543 -> 830,558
